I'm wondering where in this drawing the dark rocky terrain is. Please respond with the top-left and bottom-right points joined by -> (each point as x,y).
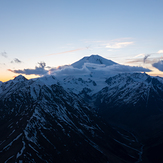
1,55 -> 163,162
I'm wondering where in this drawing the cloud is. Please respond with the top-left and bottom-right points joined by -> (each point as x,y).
0,63 -> 5,65
143,54 -> 150,63
49,62 -> 151,77
84,62 -> 106,68
126,57 -> 161,65
47,48 -> 86,56
8,62 -> 48,76
0,51 -> 7,58
83,38 -> 134,51
49,65 -> 90,76
130,48 -> 163,66
104,64 -> 151,73
134,53 -> 145,58
11,58 -> 22,63
152,60 -> 163,72
8,60 -> 151,78
85,63 -> 151,73
134,50 -> 163,58
126,58 -> 144,64
46,66 -> 51,69
106,42 -> 133,49
157,50 -> 163,54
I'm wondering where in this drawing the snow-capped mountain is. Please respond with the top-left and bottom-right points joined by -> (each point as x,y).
0,75 -> 143,163
70,55 -> 118,81
53,54 -> 151,95
93,73 -> 163,130
71,54 -> 117,69
1,55 -> 163,162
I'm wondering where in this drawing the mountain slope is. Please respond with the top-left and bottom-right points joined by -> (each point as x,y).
0,76 -> 143,163
93,73 -> 163,136
1,55 -> 163,162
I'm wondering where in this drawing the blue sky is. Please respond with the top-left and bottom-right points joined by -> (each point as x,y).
0,0 -> 163,81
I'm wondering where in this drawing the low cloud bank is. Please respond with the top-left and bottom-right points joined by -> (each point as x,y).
100,64 -> 151,73
51,63 -> 151,77
50,65 -> 90,76
8,62 -> 48,76
8,62 -> 151,77
152,60 -> 163,72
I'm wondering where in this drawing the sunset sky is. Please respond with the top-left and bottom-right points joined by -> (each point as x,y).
0,0 -> 163,82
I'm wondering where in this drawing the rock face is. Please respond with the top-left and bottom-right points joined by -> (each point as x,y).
1,55 -> 163,162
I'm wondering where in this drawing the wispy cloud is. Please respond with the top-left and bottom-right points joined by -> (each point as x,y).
126,58 -> 143,64
106,42 -> 133,49
134,50 -> 163,58
134,53 -> 145,58
158,50 -> 163,54
11,58 -> 22,63
47,48 -> 86,56
131,50 -> 163,64
82,38 -> 134,51
126,58 -> 160,65
8,62 -> 48,76
104,38 -> 134,49
143,54 -> 150,63
0,51 -> 7,58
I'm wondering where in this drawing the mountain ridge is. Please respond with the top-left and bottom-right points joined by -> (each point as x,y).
0,74 -> 143,162
0,55 -> 163,162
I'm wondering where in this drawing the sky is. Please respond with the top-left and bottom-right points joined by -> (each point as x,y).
0,0 -> 163,82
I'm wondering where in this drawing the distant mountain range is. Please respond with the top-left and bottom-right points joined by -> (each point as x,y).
0,55 -> 163,163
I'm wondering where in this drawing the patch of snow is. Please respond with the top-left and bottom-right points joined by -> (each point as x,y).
4,155 -> 14,163
3,133 -> 22,151
8,129 -> 15,138
16,141 -> 25,158
136,145 -> 144,163
40,131 -> 56,149
113,138 -> 139,152
29,144 -> 39,153
0,139 -> 6,146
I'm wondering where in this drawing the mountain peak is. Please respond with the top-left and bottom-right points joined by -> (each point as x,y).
71,54 -> 117,68
83,54 -> 102,59
14,75 -> 27,81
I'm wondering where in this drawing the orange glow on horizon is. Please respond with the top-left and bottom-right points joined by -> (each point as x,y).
0,74 -> 40,82
1,69 -> 163,82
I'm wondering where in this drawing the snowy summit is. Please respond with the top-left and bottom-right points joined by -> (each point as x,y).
71,54 -> 117,69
